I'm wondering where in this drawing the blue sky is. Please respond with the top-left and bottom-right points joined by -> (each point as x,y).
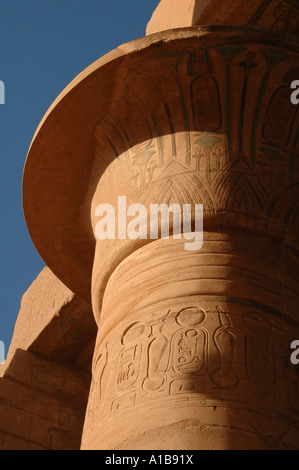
0,0 -> 160,357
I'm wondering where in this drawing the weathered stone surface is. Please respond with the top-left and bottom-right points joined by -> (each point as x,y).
0,432 -> 48,450
146,0 -> 299,35
2,267 -> 96,375
0,268 -> 96,449
4,349 -> 90,402
0,349 -> 90,450
4,267 -> 73,365
146,0 -> 210,35
194,0 -> 299,35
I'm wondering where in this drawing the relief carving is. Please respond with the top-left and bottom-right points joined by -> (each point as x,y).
100,306 -> 285,417
262,69 -> 298,147
211,306 -> 238,388
87,344 -> 109,426
143,317 -> 169,392
172,329 -> 206,375
116,322 -> 146,392
191,134 -> 227,180
171,307 -> 207,377
191,76 -> 222,132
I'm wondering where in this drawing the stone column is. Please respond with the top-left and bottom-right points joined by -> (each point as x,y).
80,135 -> 299,450
22,26 -> 299,450
81,232 -> 299,450
79,28 -> 299,448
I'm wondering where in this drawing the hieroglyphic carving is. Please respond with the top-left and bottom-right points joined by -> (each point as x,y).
187,48 -> 213,77
262,68 -> 299,148
211,306 -> 238,388
116,345 -> 141,391
219,158 -> 266,214
116,322 -> 145,392
109,322 -> 148,416
238,51 -> 257,154
143,313 -> 170,393
215,44 -> 247,159
85,303 -> 296,427
87,343 -> 108,426
110,308 -> 207,415
186,48 -> 222,132
168,307 -> 207,393
140,159 -> 217,215
191,133 -> 227,182
172,307 -> 206,375
191,77 -> 222,132
252,47 -> 291,175
92,44 -> 299,248
104,305 -> 242,418
129,139 -> 158,190
173,329 -> 205,374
